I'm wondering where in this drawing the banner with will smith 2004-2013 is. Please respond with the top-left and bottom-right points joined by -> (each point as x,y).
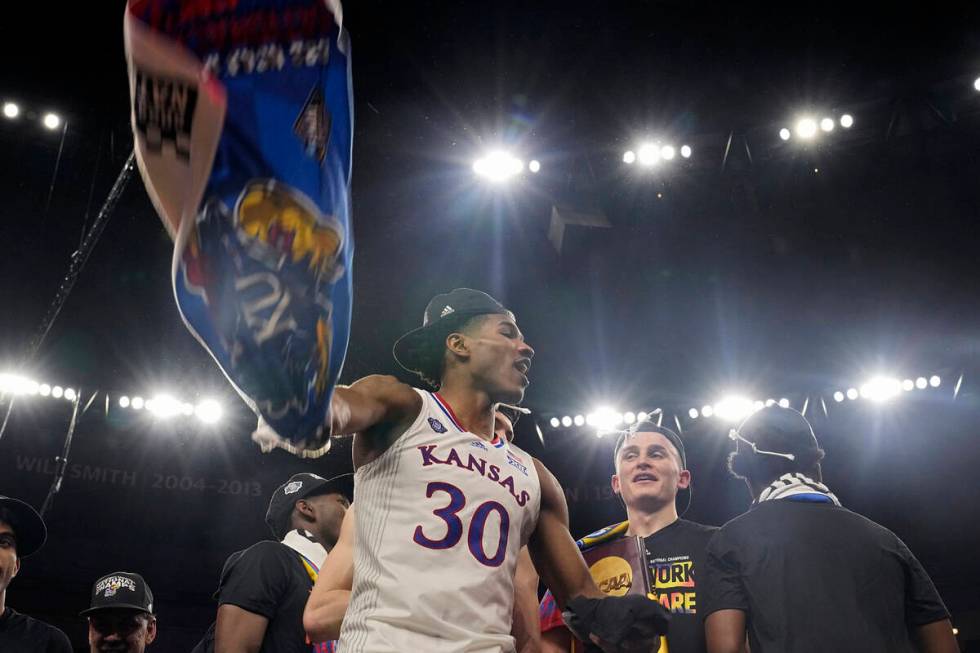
124,0 -> 353,456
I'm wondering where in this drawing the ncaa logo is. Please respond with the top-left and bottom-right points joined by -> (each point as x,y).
428,418 -> 447,433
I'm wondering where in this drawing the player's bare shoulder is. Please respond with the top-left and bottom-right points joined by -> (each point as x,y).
339,374 -> 423,468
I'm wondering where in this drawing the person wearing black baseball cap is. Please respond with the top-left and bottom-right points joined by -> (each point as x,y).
701,406 -> 957,653
82,571 -> 156,652
0,495 -> 72,652
539,422 -> 717,653
304,289 -> 668,652
193,473 -> 351,653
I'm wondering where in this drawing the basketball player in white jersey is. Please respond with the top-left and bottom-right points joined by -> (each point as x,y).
305,289 -> 668,652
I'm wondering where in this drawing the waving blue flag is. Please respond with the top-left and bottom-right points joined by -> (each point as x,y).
125,0 -> 353,456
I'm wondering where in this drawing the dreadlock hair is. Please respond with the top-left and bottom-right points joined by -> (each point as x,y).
411,313 -> 494,389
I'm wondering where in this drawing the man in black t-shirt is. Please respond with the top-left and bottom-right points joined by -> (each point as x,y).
539,421 -> 717,653
194,472 -> 352,653
0,495 -> 72,653
701,406 -> 958,653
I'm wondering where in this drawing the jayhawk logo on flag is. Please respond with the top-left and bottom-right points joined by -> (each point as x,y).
124,0 -> 354,456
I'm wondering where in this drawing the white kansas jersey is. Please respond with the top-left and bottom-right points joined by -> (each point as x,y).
340,389 -> 542,653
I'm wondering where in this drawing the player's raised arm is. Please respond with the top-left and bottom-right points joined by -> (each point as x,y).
330,375 -> 422,436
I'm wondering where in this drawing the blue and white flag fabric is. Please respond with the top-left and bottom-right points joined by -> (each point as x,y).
124,0 -> 353,456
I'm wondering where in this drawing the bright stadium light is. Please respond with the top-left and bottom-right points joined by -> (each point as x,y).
561,416 -> 572,427
52,385 -> 64,399
929,375 -> 941,388
902,379 -> 914,391
795,118 -> 818,139
833,391 -> 845,402
779,128 -> 791,141
915,377 -> 928,390
624,411 -> 636,424
39,384 -> 51,397
0,373 -> 37,396
131,396 -> 145,410
149,393 -> 182,418
63,388 -> 77,401
840,114 -> 854,128
623,150 -> 636,164
778,398 -> 790,408
195,399 -> 223,424
119,396 -> 130,408
974,78 -> 980,92
680,145 -> 692,158
846,388 -> 858,400
820,117 -> 835,132
549,417 -> 560,428
574,415 -> 585,426
753,400 -> 764,411
637,143 -> 660,166
591,407 -> 621,431
3,102 -> 19,119
714,396 -> 756,422
860,376 -> 901,402
765,398 -> 776,407
528,160 -> 541,173
701,405 -> 714,418
473,150 -> 523,182
42,113 -> 61,130
636,411 -> 648,422
688,408 -> 699,419
661,145 -> 676,160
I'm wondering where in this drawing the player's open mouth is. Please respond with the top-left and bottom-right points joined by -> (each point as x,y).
514,359 -> 530,375
633,473 -> 659,483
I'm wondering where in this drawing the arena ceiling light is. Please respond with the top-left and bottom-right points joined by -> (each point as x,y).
147,393 -> 183,419
195,399 -> 223,424
839,114 -> 854,128
820,117 -> 835,132
2,102 -> 19,119
779,128 -> 791,141
472,150 -> 523,182
587,406 -> 623,431
713,395 -> 757,422
0,372 -> 39,396
42,112 -> 62,130
627,141 -> 690,167
974,77 -> 980,92
795,117 -> 818,139
528,160 -> 541,173
636,143 -> 660,166
859,376 -> 902,402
